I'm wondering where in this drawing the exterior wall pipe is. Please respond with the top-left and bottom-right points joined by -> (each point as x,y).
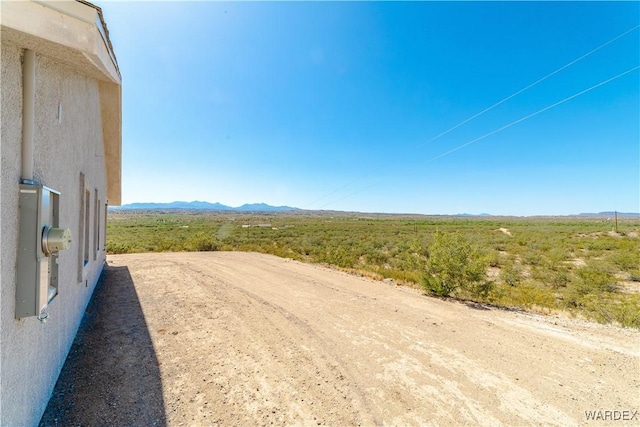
22,49 -> 35,184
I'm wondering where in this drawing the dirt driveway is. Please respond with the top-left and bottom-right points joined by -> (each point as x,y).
42,252 -> 639,426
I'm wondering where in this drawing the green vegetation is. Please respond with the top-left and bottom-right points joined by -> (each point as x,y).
107,211 -> 640,328
422,231 -> 491,298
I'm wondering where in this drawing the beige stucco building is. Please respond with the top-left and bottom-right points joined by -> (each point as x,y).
0,1 -> 121,425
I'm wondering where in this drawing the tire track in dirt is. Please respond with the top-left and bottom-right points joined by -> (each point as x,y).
128,256 -> 374,425
192,265 -> 379,422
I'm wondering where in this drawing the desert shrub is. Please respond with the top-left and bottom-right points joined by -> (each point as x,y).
366,249 -> 390,265
610,250 -> 640,273
548,268 -> 570,290
106,241 -> 135,254
185,232 -> 219,252
395,250 -> 424,271
610,297 -> 640,328
522,249 -> 544,266
532,262 -> 569,290
376,267 -> 422,284
486,250 -> 501,268
547,247 -> 569,264
464,280 -> 495,300
563,262 -> 619,310
500,260 -> 522,287
509,282 -> 556,309
318,246 -> 356,269
573,262 -> 618,296
149,234 -> 177,252
583,239 -> 617,254
577,294 -> 640,328
422,231 -> 489,297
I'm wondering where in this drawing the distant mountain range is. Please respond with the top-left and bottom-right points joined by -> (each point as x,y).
111,202 -> 639,217
576,212 -> 639,218
112,201 -> 300,212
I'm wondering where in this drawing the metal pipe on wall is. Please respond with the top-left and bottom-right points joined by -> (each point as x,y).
22,49 -> 35,184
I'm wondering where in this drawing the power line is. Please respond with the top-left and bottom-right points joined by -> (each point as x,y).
317,65 -> 640,210
303,24 -> 640,210
427,65 -> 640,163
417,24 -> 640,148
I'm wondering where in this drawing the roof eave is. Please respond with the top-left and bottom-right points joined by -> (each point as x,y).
1,0 -> 122,205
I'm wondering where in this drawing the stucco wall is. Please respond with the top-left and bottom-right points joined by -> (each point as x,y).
1,44 -> 109,426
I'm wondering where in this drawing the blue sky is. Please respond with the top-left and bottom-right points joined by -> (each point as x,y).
101,1 -> 639,215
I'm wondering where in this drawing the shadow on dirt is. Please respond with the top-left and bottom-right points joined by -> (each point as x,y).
40,265 -> 166,426
463,301 -> 492,311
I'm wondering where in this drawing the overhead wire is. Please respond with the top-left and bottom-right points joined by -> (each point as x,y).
316,65 -> 640,210
416,24 -> 640,149
428,65 -> 640,163
302,24 -> 640,210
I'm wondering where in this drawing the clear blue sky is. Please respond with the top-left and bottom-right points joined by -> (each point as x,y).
100,1 -> 639,216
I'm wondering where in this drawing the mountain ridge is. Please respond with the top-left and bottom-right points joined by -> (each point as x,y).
576,211 -> 638,218
112,201 -> 300,212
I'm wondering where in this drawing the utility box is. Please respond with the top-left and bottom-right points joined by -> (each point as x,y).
16,183 -> 71,321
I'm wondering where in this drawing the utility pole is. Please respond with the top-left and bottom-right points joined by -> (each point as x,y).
615,210 -> 618,233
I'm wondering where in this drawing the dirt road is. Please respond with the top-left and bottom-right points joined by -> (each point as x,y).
43,252 -> 639,426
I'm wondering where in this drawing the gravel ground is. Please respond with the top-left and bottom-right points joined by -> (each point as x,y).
41,252 -> 640,426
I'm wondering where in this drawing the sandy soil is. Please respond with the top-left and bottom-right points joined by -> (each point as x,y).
497,227 -> 512,236
42,252 -> 640,426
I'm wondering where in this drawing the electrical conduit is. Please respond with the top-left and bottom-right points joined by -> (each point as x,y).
22,49 -> 35,184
